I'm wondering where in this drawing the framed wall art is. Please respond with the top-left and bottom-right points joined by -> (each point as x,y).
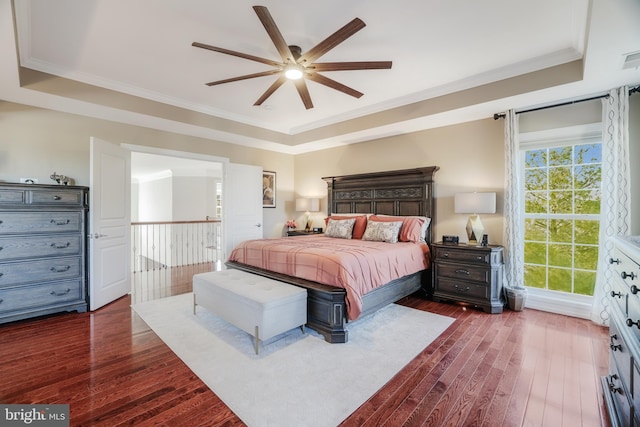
262,171 -> 276,208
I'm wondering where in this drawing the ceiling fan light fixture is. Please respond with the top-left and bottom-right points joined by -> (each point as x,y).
284,64 -> 304,80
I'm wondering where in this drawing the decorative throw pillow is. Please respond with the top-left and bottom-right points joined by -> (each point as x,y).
362,220 -> 403,243
369,215 -> 431,243
325,218 -> 357,239
324,215 -> 368,239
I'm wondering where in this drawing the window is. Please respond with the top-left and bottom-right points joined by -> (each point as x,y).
522,140 -> 602,296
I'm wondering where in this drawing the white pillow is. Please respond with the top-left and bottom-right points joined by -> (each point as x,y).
362,221 -> 403,243
325,218 -> 356,239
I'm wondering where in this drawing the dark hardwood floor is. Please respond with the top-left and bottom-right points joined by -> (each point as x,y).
1,264 -> 611,426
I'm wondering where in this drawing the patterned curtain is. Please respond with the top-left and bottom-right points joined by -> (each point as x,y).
502,110 -> 525,290
591,86 -> 632,325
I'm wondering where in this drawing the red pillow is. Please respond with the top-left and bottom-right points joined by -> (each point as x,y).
368,215 -> 426,243
324,215 -> 368,239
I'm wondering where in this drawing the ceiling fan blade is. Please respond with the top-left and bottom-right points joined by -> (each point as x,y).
254,75 -> 287,106
299,18 -> 366,64
192,42 -> 282,67
206,70 -> 282,86
252,6 -> 295,63
294,79 -> 314,110
306,73 -> 363,99
312,61 -> 392,71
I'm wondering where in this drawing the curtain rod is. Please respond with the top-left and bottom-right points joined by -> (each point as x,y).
493,84 -> 640,120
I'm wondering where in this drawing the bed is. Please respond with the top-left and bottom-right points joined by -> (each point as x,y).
226,166 -> 439,343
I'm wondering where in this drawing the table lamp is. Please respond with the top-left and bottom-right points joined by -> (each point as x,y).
296,197 -> 320,232
454,192 -> 496,245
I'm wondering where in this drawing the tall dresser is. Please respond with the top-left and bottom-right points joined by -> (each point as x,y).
603,236 -> 640,426
0,183 -> 89,323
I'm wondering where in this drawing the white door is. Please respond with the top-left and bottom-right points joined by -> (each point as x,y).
223,163 -> 263,259
89,137 -> 131,310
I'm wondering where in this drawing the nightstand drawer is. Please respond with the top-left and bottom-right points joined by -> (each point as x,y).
431,242 -> 504,313
436,278 -> 489,299
435,263 -> 490,285
433,246 -> 491,265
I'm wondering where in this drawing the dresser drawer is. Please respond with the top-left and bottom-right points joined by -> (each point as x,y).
0,256 -> 82,287
610,277 -> 628,315
609,316 -> 632,394
0,235 -> 82,261
0,189 -> 26,204
0,211 -> 82,234
632,360 -> 640,420
433,246 -> 491,265
0,279 -> 84,314
610,247 -> 640,288
435,263 -> 490,285
435,278 -> 489,300
29,189 -> 85,206
605,353 -> 633,427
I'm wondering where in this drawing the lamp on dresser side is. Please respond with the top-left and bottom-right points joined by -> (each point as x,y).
454,192 -> 496,245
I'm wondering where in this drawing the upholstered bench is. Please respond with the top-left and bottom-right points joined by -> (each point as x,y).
192,269 -> 307,354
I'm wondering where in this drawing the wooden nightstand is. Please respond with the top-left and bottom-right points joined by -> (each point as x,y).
286,230 -> 323,237
431,242 -> 505,313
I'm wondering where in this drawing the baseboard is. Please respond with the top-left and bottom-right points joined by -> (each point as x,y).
523,288 -> 593,319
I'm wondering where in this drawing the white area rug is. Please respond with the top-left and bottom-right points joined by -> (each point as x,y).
133,293 -> 454,427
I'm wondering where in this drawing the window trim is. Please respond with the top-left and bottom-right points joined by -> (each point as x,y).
519,122 -> 602,318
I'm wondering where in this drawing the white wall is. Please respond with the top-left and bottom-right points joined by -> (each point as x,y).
138,177 -> 172,222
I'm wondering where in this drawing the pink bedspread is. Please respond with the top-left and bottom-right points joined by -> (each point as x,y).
227,235 -> 430,320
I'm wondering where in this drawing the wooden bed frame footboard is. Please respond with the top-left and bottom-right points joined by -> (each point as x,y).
225,261 -> 430,343
227,166 -> 439,343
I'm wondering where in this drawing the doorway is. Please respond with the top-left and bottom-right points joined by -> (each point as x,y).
129,150 -> 225,304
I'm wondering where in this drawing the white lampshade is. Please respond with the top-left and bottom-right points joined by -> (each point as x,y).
296,197 -> 320,212
454,192 -> 496,214
454,192 -> 496,245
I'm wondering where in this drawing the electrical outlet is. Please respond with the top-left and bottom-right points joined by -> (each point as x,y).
20,178 -> 38,184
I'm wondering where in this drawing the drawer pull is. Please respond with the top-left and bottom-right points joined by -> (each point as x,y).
50,288 -> 71,296
0,299 -> 3,304
626,318 -> 640,329
50,242 -> 71,249
49,265 -> 71,273
50,219 -> 70,226
454,285 -> 471,293
631,285 -> 639,295
53,195 -> 62,200
443,252 -> 450,258
610,291 -> 623,298
610,334 -> 622,351
455,269 -> 470,275
609,258 -> 621,265
0,272 -> 3,278
607,375 -> 622,394
621,271 -> 636,280
476,256 -> 483,261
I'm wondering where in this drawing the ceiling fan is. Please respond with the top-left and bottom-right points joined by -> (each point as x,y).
192,5 -> 392,109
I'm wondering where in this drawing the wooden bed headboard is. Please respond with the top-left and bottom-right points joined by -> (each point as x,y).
321,166 -> 439,244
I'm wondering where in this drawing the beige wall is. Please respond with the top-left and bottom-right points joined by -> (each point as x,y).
294,118 -> 506,244
0,101 -> 293,237
2,94 -> 638,240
